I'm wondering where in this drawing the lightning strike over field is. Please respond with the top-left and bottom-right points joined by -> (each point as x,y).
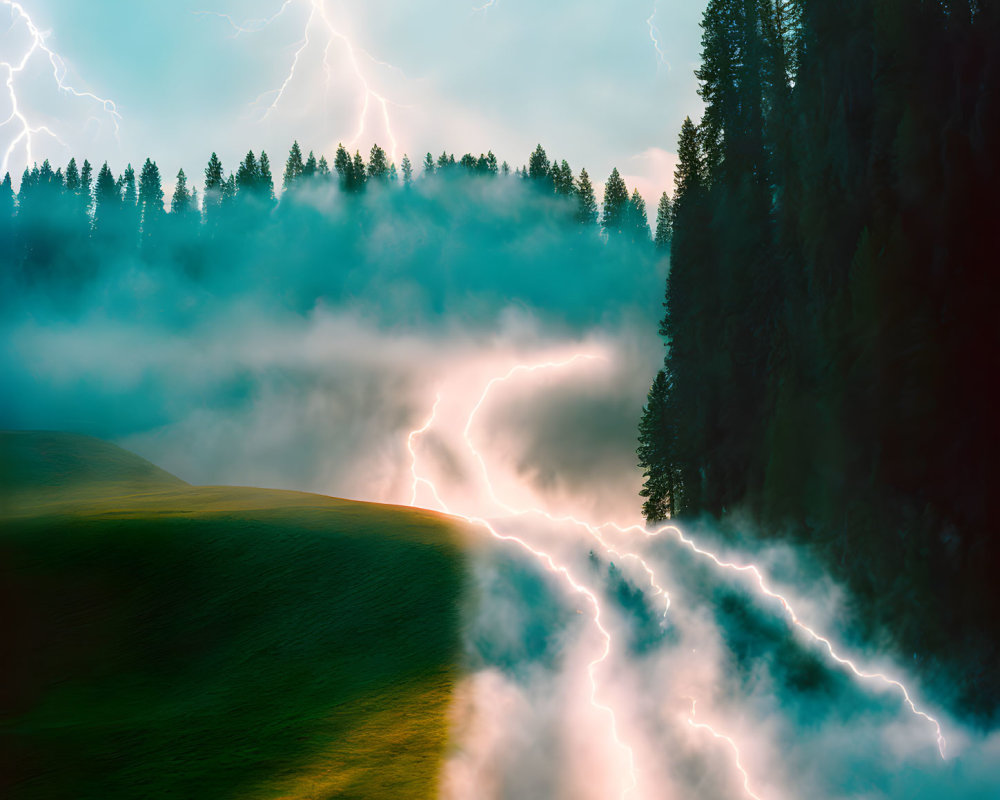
199,0 -> 401,161
686,699 -> 763,800
1,0 -> 120,175
406,367 -> 639,800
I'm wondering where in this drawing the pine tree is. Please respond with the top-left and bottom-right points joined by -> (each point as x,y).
137,158 -> 164,236
0,172 -> 14,221
627,188 -> 651,241
528,144 -> 550,180
486,151 -> 499,175
259,152 -> 276,201
317,155 -> 331,178
368,144 -> 389,180
303,150 -> 318,178
93,162 -> 119,221
601,167 -> 629,232
401,154 -> 413,185
501,161 -> 511,175
284,140 -> 305,189
654,191 -> 672,250
237,150 -> 261,196
352,151 -> 367,190
553,159 -> 574,195
171,168 -> 192,215
637,370 -> 678,521
79,159 -> 93,215
65,157 -> 80,192
334,144 -> 351,186
575,168 -> 598,226
423,152 -> 435,175
204,153 -> 225,212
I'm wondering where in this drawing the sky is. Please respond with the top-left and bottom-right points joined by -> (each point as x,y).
0,0 -> 706,209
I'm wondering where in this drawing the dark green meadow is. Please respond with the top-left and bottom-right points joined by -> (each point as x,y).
0,432 -> 467,800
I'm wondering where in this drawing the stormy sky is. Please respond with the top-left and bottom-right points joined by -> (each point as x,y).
1,0 -> 705,210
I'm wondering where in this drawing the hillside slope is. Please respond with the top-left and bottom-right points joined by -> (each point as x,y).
0,432 -> 467,800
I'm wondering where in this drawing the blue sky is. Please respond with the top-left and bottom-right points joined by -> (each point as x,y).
1,0 -> 706,205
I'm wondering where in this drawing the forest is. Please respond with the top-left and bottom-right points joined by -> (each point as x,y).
0,140 -> 665,296
638,0 -> 1000,722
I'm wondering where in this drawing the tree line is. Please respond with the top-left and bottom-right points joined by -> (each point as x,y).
638,0 -> 999,718
0,141 -> 673,276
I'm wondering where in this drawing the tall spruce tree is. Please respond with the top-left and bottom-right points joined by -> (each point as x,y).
137,158 -> 163,239
654,191 -> 672,250
600,167 -> 629,233
401,154 -> 413,185
575,168 -> 598,226
368,144 -> 389,180
170,168 -> 192,215
283,141 -> 305,189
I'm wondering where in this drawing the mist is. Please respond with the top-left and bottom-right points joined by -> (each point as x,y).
3,169 -> 996,799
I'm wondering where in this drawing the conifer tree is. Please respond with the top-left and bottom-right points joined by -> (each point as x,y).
528,144 -> 550,180
575,168 -> 598,226
486,151 -> 499,175
501,161 -> 511,175
236,151 -> 261,195
401,154 -> 413,185
259,152 -> 276,201
137,158 -> 164,237
637,369 -> 678,521
553,160 -> 574,195
352,151 -> 367,190
0,172 -> 14,221
93,162 -> 119,221
204,153 -> 225,212
65,157 -> 80,193
627,188 -> 651,241
601,167 -> 629,232
368,144 -> 389,180
317,155 -> 331,178
423,152 -> 435,175
121,164 -> 138,230
654,191 -> 672,250
79,159 -> 93,215
283,140 -> 305,189
303,151 -> 318,178
170,168 -> 192,215
334,144 -> 351,186
80,159 -> 93,195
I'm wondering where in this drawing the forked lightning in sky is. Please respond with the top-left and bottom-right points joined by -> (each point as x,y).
198,0 -> 400,161
0,0 -> 120,175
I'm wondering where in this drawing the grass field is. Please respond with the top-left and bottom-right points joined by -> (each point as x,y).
0,431 -> 468,800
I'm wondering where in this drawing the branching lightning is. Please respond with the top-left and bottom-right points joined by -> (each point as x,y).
199,0 -> 400,161
646,3 -> 670,70
407,368 -> 639,800
1,0 -> 120,175
406,349 -> 949,797
685,698 -> 763,800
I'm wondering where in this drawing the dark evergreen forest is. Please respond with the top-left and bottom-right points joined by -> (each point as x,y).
638,0 -> 1000,722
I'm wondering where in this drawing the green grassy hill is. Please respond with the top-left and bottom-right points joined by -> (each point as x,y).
0,431 -> 467,800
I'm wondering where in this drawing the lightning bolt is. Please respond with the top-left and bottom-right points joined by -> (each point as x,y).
1,0 -> 121,175
646,3 -> 670,70
407,349 -> 948,796
408,374 -> 639,800
685,698 -> 763,800
199,0 -> 400,161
